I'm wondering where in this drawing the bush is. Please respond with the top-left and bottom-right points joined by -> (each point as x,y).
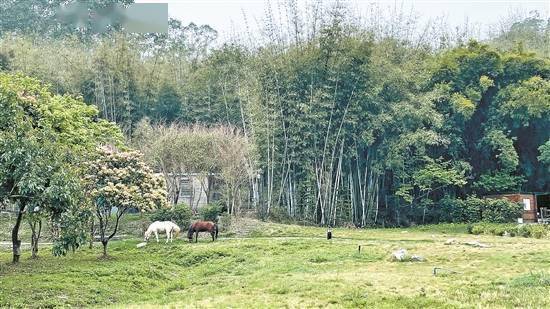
439,196 -> 522,224
218,214 -> 231,232
150,203 -> 193,227
469,222 -> 550,239
528,224 -> 548,239
469,224 -> 485,235
482,199 -> 523,223
268,206 -> 295,224
200,203 -> 223,222
440,196 -> 482,223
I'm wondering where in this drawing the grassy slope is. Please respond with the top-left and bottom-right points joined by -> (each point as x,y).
1,218 -> 550,308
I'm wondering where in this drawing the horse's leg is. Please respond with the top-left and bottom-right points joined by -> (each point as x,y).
211,231 -> 215,241
166,228 -> 170,243
155,231 -> 159,243
195,231 -> 198,243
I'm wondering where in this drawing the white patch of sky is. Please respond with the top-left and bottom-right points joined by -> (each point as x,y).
135,0 -> 550,42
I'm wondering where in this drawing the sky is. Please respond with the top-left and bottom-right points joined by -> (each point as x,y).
135,0 -> 550,40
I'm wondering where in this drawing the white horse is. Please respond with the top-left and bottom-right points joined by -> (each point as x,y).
144,221 -> 181,243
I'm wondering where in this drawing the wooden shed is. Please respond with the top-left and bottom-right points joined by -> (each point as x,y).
485,192 -> 550,223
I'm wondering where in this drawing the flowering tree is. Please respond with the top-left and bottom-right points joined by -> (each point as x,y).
85,146 -> 168,257
0,73 -> 122,263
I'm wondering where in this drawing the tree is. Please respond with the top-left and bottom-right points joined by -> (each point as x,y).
0,72 -> 122,262
133,122 -> 255,214
215,127 -> 255,215
2,6 -> 548,228
490,12 -> 550,57
85,146 -> 167,257
0,131 -> 76,263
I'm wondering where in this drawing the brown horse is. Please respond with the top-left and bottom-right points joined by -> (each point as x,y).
188,221 -> 218,242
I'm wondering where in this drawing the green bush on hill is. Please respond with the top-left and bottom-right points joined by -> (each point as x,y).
200,203 -> 223,222
150,203 -> 193,228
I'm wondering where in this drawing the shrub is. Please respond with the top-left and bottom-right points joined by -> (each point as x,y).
218,214 -> 231,232
440,196 -> 482,223
268,206 -> 295,224
470,224 -> 485,235
482,199 -> 523,223
200,203 -> 223,222
528,224 -> 548,239
462,197 -> 484,222
439,196 -> 522,224
516,224 -> 530,237
150,203 -> 193,227
469,222 -> 550,239
438,196 -> 460,223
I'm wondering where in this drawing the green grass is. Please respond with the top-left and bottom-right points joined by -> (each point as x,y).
1,219 -> 550,308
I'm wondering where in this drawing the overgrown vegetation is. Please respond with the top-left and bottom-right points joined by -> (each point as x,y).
150,203 -> 193,228
439,197 -> 523,223
200,203 -> 223,222
85,146 -> 167,257
1,2 -> 547,228
470,222 -> 550,239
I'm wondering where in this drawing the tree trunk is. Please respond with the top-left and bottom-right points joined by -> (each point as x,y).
12,207 -> 24,263
89,219 -> 95,249
30,219 -> 42,259
31,240 -> 38,259
102,241 -> 108,257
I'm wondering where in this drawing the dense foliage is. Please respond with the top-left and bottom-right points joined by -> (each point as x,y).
85,146 -> 168,256
439,197 -> 523,224
200,204 -> 223,222
1,3 -> 548,227
150,203 -> 193,228
0,73 -> 122,261
132,123 -> 253,215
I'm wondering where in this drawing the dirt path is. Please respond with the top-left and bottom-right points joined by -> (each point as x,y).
0,241 -> 53,249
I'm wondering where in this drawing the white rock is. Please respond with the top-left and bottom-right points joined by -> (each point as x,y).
411,255 -> 425,262
464,240 -> 490,248
136,242 -> 147,248
392,248 -> 408,261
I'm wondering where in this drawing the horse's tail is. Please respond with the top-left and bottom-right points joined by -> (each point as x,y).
187,223 -> 194,238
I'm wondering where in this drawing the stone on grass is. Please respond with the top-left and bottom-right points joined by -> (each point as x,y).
444,238 -> 457,245
391,248 -> 408,261
464,240 -> 490,248
136,242 -> 147,248
411,255 -> 425,262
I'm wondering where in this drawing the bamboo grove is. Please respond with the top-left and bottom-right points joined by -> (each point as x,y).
1,1 -> 548,227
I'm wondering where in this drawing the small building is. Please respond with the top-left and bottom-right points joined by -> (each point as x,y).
156,173 -> 222,210
485,192 -> 550,223
177,174 -> 210,209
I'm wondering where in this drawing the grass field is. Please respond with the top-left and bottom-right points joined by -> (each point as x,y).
1,217 -> 550,308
